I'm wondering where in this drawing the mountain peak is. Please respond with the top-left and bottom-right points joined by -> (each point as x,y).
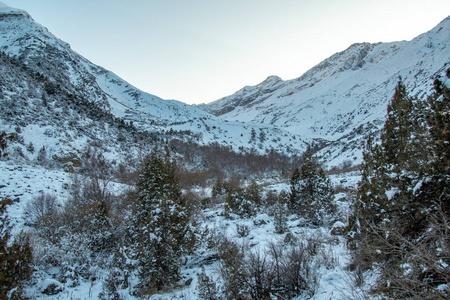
261,75 -> 282,85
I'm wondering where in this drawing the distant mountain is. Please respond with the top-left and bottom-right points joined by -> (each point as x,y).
200,17 -> 450,166
1,0 -> 449,169
0,1 -> 307,165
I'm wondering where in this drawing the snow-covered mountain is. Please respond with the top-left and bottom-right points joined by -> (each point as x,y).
0,2 -> 307,162
1,0 -> 449,169
200,17 -> 450,166
1,3 -> 449,299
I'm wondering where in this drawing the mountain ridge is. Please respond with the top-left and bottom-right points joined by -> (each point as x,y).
1,2 -> 449,168
0,3 -> 308,163
199,16 -> 450,166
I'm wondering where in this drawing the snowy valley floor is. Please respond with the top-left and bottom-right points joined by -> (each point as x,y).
0,161 -> 374,299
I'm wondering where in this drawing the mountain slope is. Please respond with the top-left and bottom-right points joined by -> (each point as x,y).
201,17 -> 450,166
0,2 -> 307,160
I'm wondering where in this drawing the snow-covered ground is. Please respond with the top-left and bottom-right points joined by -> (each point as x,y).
0,158 -> 364,299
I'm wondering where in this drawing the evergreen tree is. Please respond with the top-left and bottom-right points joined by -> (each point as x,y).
424,77 -> 450,208
0,131 -> 15,158
36,146 -> 47,165
249,128 -> 257,143
349,81 -> 428,246
0,197 -> 33,299
245,180 -> 262,207
273,201 -> 288,234
348,77 -> 450,298
224,186 -> 256,218
289,168 -> 301,211
290,147 -> 336,226
223,180 -> 261,218
381,81 -> 414,167
132,150 -> 193,293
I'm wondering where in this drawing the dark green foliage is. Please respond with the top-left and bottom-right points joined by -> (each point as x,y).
0,197 -> 33,299
132,150 -> 193,292
348,76 -> 450,298
381,81 -> 414,166
250,128 -> 257,143
273,201 -> 288,234
290,147 -> 336,226
36,146 -> 47,165
0,131 -> 16,158
423,78 -> 450,216
289,168 -> 301,210
224,181 -> 262,218
428,78 -> 450,170
246,180 -> 262,206
349,82 -> 429,249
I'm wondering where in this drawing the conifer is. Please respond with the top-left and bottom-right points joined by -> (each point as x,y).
0,197 -> 33,299
132,149 -> 192,292
348,76 -> 450,298
290,147 -> 336,226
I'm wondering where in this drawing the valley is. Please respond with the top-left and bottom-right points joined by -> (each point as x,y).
0,2 -> 449,299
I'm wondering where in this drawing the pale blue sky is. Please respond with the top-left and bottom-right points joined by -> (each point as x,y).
6,0 -> 450,104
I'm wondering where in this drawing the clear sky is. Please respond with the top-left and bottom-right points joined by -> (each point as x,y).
5,0 -> 450,104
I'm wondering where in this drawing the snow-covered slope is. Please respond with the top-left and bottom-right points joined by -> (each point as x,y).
0,2 -> 307,157
201,17 -> 450,166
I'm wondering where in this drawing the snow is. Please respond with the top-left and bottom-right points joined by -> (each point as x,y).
385,187 -> 399,201
201,17 -> 450,166
0,154 -> 363,299
0,3 -> 448,298
0,162 -> 72,235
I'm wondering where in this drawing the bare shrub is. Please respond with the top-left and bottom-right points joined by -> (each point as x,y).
24,193 -> 59,228
375,208 -> 450,299
280,243 -> 319,298
215,232 -> 336,299
349,203 -> 450,299
337,267 -> 381,300
242,250 -> 275,300
197,266 -> 220,300
216,237 -> 246,299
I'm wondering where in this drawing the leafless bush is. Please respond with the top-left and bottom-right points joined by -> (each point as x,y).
24,193 -> 59,228
197,267 -> 220,300
334,184 -> 353,194
376,209 -> 450,299
350,203 -> 450,299
337,266 -> 381,300
183,190 -> 203,218
242,250 -> 275,300
216,237 -> 246,299
279,243 -> 319,298
216,235 -> 326,299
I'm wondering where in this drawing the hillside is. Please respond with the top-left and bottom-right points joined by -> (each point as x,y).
0,2 -> 307,163
0,2 -> 449,299
200,16 -> 450,166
